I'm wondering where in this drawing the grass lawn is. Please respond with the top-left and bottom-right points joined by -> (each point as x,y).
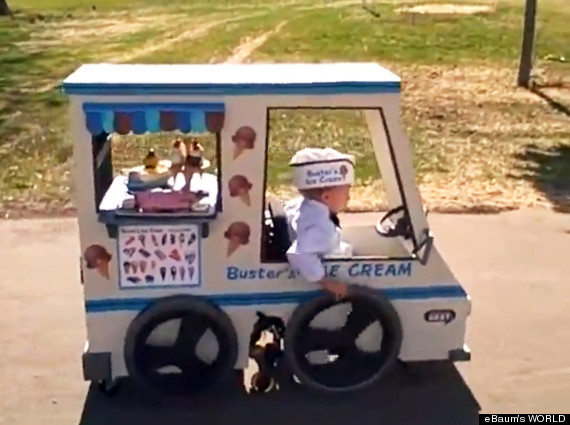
0,0 -> 569,217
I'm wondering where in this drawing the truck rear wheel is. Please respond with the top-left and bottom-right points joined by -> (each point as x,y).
284,285 -> 402,393
124,295 -> 238,397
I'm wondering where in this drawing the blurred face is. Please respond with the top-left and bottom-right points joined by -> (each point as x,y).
321,185 -> 351,213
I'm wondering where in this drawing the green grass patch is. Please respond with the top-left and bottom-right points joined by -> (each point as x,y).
253,2 -> 569,65
267,109 -> 382,186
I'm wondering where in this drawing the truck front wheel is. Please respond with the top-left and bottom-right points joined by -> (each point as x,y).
284,285 -> 402,393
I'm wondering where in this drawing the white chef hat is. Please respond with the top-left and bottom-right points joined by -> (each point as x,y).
289,147 -> 355,190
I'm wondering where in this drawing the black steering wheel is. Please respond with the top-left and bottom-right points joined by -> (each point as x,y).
376,205 -> 412,239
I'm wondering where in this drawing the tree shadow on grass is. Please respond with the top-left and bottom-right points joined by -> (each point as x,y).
78,363 -> 480,425
529,85 -> 570,118
512,143 -> 570,213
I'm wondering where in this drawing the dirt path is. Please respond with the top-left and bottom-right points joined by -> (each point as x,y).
224,20 -> 289,64
107,12 -> 268,63
295,0 -> 363,11
32,11 -> 269,93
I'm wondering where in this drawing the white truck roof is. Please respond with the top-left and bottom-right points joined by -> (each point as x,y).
61,63 -> 401,96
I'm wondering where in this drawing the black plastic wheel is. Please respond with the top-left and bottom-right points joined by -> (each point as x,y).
284,285 -> 402,393
124,295 -> 238,397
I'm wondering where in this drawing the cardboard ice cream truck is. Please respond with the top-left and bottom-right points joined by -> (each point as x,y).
61,63 -> 471,396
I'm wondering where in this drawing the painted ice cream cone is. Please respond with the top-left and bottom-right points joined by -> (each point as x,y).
224,221 -> 251,258
231,126 -> 256,160
228,175 -> 253,206
233,145 -> 245,160
98,262 -> 110,280
239,192 -> 251,206
84,244 -> 112,280
227,239 -> 241,257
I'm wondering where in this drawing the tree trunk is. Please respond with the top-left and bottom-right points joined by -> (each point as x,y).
517,0 -> 537,87
0,0 -> 11,16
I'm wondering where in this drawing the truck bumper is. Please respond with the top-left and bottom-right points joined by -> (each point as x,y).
82,341 -> 112,381
449,343 -> 471,362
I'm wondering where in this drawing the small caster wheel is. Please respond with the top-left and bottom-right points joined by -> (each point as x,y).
97,379 -> 121,397
250,371 -> 275,394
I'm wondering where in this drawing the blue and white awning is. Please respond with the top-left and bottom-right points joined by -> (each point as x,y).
82,103 -> 225,135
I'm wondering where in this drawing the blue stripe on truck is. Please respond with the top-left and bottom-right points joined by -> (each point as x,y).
85,285 -> 467,313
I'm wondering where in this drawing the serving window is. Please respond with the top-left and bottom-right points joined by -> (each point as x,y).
85,103 -> 224,221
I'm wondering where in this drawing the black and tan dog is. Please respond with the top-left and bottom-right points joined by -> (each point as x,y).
248,311 -> 285,393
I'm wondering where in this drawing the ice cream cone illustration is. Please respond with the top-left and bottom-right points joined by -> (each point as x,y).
224,222 -> 251,257
240,192 -> 251,206
185,252 -> 196,265
228,175 -> 253,206
84,244 -> 112,280
339,164 -> 349,179
227,240 -> 240,257
155,249 -> 166,260
231,126 -> 256,159
169,249 -> 181,262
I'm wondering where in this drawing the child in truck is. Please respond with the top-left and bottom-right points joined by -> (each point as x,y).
285,147 -> 355,300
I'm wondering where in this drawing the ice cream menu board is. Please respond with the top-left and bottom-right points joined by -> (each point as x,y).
118,224 -> 200,288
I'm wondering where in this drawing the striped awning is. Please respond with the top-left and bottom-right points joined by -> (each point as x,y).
82,103 -> 225,135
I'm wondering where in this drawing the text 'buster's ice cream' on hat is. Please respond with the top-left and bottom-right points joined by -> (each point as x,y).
289,147 -> 355,190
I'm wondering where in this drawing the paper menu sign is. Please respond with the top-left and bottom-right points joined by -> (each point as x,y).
118,224 -> 200,288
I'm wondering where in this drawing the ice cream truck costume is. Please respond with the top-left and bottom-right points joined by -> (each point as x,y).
61,63 -> 471,397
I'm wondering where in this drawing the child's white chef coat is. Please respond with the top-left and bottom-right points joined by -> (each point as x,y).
285,197 -> 352,283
